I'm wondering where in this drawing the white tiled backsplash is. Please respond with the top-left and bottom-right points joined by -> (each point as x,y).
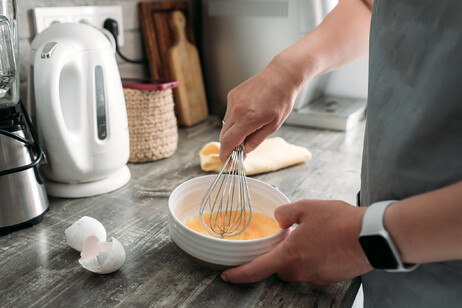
18,0 -> 198,105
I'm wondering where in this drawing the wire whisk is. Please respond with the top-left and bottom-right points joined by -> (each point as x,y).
199,144 -> 252,238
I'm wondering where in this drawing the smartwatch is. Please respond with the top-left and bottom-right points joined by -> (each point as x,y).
359,200 -> 418,272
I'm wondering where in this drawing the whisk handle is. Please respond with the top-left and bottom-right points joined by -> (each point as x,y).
233,144 -> 245,152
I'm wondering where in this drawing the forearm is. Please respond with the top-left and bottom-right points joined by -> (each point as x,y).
384,181 -> 462,264
218,1 -> 373,160
269,0 -> 373,92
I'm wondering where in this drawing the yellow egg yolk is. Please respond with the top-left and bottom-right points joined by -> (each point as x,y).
184,211 -> 281,240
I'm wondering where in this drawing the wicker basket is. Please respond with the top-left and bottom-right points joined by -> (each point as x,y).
123,80 -> 179,163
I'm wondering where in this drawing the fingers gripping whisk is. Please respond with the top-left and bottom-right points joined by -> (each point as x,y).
199,144 -> 252,238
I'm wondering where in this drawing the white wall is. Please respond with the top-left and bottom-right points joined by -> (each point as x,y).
18,0 -> 199,105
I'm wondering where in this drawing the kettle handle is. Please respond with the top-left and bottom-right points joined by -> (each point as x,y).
34,41 -> 92,174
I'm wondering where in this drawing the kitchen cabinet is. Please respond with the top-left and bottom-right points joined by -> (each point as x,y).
0,117 -> 364,307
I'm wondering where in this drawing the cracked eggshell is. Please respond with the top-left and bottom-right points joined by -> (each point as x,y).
65,216 -> 107,252
79,235 -> 126,274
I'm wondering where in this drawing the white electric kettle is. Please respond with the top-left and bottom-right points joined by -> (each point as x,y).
29,22 -> 130,198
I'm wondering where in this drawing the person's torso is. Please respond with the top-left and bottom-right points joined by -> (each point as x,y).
360,0 -> 462,307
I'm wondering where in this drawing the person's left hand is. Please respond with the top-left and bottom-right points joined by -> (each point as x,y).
220,199 -> 373,285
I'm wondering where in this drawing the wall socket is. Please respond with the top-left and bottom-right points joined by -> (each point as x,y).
32,6 -> 124,46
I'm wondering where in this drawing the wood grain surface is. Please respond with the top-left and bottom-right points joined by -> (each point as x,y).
139,1 -> 192,80
0,117 -> 365,307
139,1 -> 208,127
168,10 -> 208,127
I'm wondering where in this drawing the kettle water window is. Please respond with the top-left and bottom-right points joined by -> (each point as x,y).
95,65 -> 107,140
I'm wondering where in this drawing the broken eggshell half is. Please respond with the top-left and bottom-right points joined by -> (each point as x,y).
79,235 -> 126,274
65,216 -> 107,252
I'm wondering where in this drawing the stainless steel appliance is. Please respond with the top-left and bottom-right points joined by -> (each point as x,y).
201,0 -> 368,130
0,0 -> 49,235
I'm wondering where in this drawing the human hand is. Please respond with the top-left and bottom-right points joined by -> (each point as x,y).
220,199 -> 372,285
219,55 -> 304,162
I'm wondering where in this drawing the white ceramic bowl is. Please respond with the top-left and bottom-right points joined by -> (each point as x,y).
168,175 -> 290,268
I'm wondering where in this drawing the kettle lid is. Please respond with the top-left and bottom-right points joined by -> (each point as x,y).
31,22 -> 112,52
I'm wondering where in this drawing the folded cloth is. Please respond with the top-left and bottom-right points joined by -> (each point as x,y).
199,137 -> 312,176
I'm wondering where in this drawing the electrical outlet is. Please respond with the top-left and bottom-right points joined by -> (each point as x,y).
32,6 -> 124,46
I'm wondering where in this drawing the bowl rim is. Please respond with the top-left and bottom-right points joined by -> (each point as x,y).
168,175 -> 291,243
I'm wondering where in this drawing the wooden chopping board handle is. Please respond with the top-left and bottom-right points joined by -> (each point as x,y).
170,10 -> 187,43
168,10 -> 208,127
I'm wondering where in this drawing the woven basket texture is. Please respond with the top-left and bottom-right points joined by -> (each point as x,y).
124,88 -> 178,162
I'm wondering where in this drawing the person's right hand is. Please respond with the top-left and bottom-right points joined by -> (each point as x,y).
220,199 -> 372,285
219,55 -> 304,162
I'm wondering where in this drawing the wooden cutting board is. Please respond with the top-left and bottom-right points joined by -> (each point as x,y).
167,10 -> 208,127
139,1 -> 208,127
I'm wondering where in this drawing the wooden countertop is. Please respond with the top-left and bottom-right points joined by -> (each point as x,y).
0,117 -> 365,307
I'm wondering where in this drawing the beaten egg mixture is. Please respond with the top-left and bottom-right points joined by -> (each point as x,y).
184,211 -> 281,240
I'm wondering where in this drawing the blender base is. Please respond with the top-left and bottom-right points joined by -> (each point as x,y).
44,166 -> 131,198
0,208 -> 48,236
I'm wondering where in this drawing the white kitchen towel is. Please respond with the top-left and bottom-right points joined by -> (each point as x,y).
199,137 -> 311,175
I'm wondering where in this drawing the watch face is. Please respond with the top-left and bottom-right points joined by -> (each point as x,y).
359,235 -> 398,269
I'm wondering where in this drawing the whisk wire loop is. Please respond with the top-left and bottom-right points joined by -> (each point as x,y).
199,144 -> 252,238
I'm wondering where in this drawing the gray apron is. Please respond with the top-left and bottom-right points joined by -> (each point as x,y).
360,0 -> 462,307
